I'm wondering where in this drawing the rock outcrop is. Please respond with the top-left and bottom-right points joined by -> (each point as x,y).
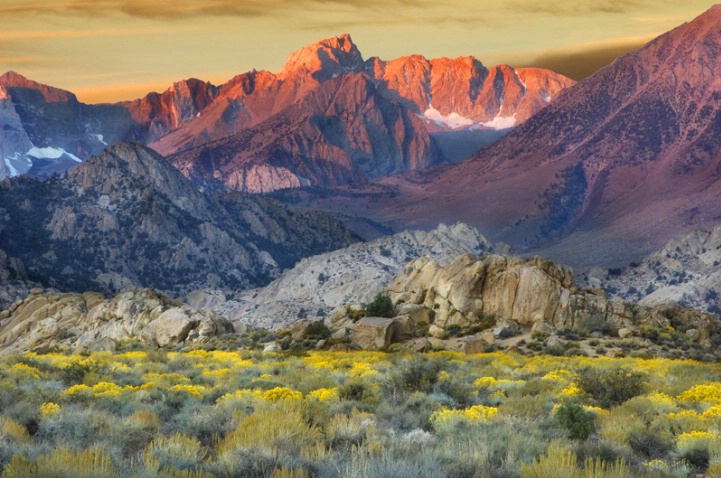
186,223 -> 506,329
388,254 -> 717,331
0,289 -> 234,355
331,253 -> 718,353
0,142 -> 358,296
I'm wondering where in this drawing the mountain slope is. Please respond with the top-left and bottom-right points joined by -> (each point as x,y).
0,142 -> 358,296
311,5 -> 721,268
169,73 -> 441,193
366,56 -> 575,131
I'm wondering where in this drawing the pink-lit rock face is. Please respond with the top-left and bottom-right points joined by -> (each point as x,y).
152,34 -> 571,191
367,56 -> 574,131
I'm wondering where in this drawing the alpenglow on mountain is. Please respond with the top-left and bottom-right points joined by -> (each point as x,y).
0,34 -> 573,192
318,4 -> 721,269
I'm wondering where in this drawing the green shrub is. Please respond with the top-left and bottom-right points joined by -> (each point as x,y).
556,402 -> 594,440
575,368 -> 646,408
384,357 -> 441,396
365,294 -> 394,318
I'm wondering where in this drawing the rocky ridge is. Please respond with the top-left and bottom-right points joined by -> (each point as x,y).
0,142 -> 358,296
582,225 -> 721,315
366,56 -> 574,131
0,289 -> 235,356
0,72 -> 221,179
169,73 -> 442,193
185,223 -> 507,329
1,34 -> 572,194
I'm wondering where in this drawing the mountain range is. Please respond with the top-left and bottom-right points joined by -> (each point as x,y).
281,5 -> 721,269
0,34 -> 572,193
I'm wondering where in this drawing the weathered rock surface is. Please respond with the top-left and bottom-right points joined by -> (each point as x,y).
186,223 -> 506,329
0,289 -> 233,355
351,317 -> 400,350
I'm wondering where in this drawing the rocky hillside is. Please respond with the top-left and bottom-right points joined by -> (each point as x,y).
0,288 -> 235,355
582,226 -> 721,315
185,223 -> 507,329
0,142 -> 358,296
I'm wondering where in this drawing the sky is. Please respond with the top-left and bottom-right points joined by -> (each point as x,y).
0,0 -> 717,103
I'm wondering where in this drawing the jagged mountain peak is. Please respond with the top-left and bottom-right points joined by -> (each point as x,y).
280,33 -> 364,81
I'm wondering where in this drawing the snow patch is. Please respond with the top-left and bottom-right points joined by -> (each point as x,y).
422,105 -> 475,130
3,156 -> 19,176
542,93 -> 551,104
480,115 -> 516,130
27,146 -> 82,163
93,134 -> 107,145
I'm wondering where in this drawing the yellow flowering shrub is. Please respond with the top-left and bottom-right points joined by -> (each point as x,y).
64,384 -> 91,396
170,384 -> 210,400
10,363 -> 41,380
217,389 -> 263,405
91,381 -> 124,397
541,369 -> 574,383
40,402 -> 60,417
678,383 -> 721,404
306,388 -> 339,402
677,431 -> 717,454
263,387 -> 303,402
349,362 -> 380,378
431,405 -> 498,432
703,405 -> 721,419
559,384 -> 582,397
